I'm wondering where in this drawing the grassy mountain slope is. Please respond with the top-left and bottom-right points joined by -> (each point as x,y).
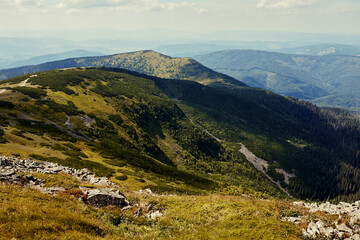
155,78 -> 360,201
0,67 -> 278,197
0,50 -> 246,88
0,183 -> 303,239
194,49 -> 360,111
1,67 -> 360,202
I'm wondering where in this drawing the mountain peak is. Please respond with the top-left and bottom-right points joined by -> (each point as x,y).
0,50 -> 247,87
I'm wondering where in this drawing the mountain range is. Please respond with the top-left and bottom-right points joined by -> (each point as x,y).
0,50 -> 246,88
0,50 -> 103,69
194,49 -> 360,112
277,43 -> 360,56
4,49 -> 360,113
1,51 -> 360,201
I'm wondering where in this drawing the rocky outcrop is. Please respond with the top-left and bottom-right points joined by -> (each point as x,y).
0,155 -> 129,209
283,201 -> 360,239
83,188 -> 129,208
294,201 -> 360,216
0,155 -> 113,187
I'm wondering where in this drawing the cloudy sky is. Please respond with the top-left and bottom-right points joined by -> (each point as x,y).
0,0 -> 359,34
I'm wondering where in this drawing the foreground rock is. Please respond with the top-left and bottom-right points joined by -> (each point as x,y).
83,188 -> 129,208
0,155 -> 129,209
283,201 -> 360,239
0,155 -> 113,187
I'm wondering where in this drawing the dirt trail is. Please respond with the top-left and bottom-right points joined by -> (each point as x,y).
0,74 -> 38,95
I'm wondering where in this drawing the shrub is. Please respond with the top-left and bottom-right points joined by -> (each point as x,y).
115,174 -> 128,181
0,100 -> 14,108
12,87 -> 46,99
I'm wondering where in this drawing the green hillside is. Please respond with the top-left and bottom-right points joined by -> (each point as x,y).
0,67 -> 277,197
0,50 -> 246,88
1,67 -> 360,202
0,183 -> 304,240
194,49 -> 360,112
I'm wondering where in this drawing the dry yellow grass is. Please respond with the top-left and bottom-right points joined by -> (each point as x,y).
0,183 -> 304,240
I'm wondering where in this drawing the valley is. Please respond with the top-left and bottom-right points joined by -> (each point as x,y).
194,49 -> 360,112
0,51 -> 359,239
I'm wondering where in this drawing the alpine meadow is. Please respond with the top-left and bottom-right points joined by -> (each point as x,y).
1,0 -> 360,239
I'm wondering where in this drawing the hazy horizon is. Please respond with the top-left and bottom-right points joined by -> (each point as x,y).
1,0 -> 359,38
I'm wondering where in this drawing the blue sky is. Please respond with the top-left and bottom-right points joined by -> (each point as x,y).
0,0 -> 359,34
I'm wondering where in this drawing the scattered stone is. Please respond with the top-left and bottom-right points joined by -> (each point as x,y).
0,155 -> 114,187
336,222 -> 353,235
307,222 -> 320,237
122,205 -> 133,211
139,188 -> 153,195
134,207 -> 143,217
290,200 -> 360,239
353,225 -> 360,231
147,203 -> 154,213
0,155 -> 130,209
148,210 -> 163,220
323,227 -> 335,237
352,234 -> 360,240
281,216 -> 302,224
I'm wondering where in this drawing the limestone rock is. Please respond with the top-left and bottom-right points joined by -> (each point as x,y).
148,210 -> 163,220
139,188 -> 153,195
0,155 -> 129,209
134,207 -> 143,217
84,188 -> 129,208
337,222 -> 353,234
307,222 -> 320,237
282,216 -> 302,224
352,234 -> 360,240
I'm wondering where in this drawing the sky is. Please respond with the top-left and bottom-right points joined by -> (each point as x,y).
0,0 -> 359,36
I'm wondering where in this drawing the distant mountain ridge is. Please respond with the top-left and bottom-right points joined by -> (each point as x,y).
0,50 -> 246,87
277,43 -> 360,56
194,49 -> 360,111
0,49 -> 103,69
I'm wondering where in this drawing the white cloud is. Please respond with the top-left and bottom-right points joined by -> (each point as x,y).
196,8 -> 208,14
257,0 -> 321,9
0,0 -> 205,15
14,0 -> 44,7
55,0 -> 197,12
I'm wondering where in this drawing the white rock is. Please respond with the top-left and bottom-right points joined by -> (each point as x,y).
148,210 -> 163,219
323,227 -> 335,237
336,222 -> 353,235
352,234 -> 360,240
307,222 -> 320,237
316,220 -> 326,229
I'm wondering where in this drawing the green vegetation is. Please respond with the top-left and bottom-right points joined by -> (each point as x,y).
1,66 -> 360,202
0,50 -> 247,87
0,100 -> 14,108
0,184 -> 304,240
0,67 -> 282,197
1,58 -> 360,239
154,76 -> 360,201
12,86 -> 47,99
194,49 -> 360,112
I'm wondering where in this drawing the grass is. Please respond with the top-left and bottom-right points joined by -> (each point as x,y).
0,183 -> 304,240
0,184 -> 105,240
31,172 -> 83,189
46,86 -> 117,116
